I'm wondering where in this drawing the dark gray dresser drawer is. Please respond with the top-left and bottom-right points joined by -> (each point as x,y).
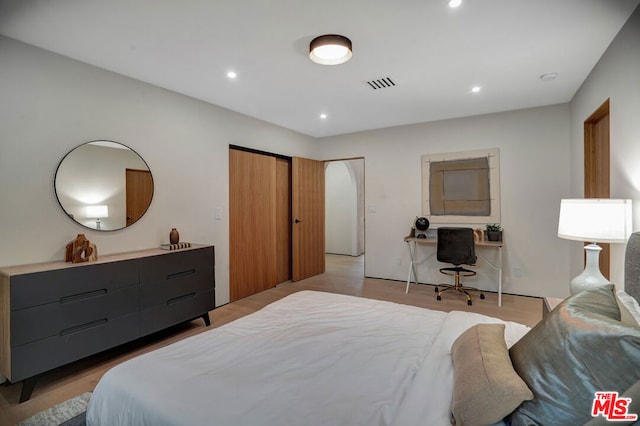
139,246 -> 214,309
139,246 -> 214,285
11,313 -> 139,382
11,259 -> 138,310
139,272 -> 213,309
11,285 -> 139,347
138,246 -> 214,336
140,289 -> 214,335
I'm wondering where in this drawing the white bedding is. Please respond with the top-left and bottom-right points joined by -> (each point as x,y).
87,291 -> 529,426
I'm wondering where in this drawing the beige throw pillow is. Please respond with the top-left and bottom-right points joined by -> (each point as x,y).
450,323 -> 533,426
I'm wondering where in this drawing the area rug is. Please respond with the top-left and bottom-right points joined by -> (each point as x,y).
18,392 -> 91,426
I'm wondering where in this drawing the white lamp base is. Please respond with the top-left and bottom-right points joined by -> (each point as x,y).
570,243 -> 610,294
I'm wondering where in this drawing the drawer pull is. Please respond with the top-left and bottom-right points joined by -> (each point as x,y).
166,269 -> 196,280
60,289 -> 107,304
60,318 -> 108,336
167,292 -> 196,305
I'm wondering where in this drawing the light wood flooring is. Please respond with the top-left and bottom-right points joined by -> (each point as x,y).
0,254 -> 542,425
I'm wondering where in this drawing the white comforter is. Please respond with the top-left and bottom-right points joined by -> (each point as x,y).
87,291 -> 529,426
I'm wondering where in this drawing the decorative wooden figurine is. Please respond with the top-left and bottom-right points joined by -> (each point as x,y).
65,234 -> 97,263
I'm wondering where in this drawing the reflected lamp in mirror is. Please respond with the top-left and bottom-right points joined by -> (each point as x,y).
86,205 -> 109,230
557,198 -> 633,294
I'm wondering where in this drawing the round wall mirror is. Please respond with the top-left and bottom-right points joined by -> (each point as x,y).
54,140 -> 154,231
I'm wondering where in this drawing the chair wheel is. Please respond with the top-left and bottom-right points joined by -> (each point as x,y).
436,295 -> 442,301
467,300 -> 472,306
480,293 -> 485,300
434,287 -> 439,293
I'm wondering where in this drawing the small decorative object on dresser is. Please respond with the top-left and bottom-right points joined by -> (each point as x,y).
169,228 -> 180,244
64,234 -> 97,263
160,242 -> 192,250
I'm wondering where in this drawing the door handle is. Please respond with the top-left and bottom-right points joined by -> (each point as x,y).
292,219 -> 303,224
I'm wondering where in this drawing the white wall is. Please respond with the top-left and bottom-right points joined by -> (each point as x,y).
569,6 -> 640,290
318,105 -> 572,298
0,36 -> 316,306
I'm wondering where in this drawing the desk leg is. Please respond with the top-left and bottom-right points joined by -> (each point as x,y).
405,241 -> 418,293
476,246 -> 503,307
498,266 -> 503,307
497,246 -> 503,307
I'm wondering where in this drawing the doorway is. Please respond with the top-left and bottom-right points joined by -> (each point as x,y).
584,98 -> 610,278
325,159 -> 365,275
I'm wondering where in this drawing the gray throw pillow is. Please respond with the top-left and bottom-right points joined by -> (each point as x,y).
508,285 -> 640,425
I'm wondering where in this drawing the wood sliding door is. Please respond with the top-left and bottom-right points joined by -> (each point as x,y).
229,149 -> 277,301
229,149 -> 324,300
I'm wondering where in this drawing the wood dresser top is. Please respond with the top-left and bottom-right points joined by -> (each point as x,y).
0,244 -> 212,277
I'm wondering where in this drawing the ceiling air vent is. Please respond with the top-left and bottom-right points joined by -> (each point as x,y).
364,77 -> 396,90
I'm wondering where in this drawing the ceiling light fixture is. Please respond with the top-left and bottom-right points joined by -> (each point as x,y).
227,71 -> 237,79
471,86 -> 481,93
448,0 -> 462,8
320,113 -> 328,119
309,34 -> 352,65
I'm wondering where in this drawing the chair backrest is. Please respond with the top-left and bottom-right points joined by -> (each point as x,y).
437,227 -> 477,266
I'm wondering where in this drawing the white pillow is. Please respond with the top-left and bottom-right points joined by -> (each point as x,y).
616,290 -> 640,326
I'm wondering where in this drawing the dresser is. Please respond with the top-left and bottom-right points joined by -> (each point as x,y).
0,244 -> 215,402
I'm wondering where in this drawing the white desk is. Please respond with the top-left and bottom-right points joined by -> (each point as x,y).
404,236 -> 504,306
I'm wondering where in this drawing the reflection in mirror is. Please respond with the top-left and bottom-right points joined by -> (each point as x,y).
55,141 -> 153,231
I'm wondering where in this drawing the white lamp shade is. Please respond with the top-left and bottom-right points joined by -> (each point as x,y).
86,204 -> 109,218
557,198 -> 632,243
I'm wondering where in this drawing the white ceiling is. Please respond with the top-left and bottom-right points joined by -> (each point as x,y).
1,0 -> 638,138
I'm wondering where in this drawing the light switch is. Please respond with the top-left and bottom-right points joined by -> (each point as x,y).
368,205 -> 377,213
215,207 -> 222,220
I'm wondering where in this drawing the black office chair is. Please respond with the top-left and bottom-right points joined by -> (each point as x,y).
435,227 -> 484,306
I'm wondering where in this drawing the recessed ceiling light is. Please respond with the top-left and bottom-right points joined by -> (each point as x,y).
227,71 -> 237,79
309,35 -> 352,65
471,86 -> 481,93
448,0 -> 462,8
320,113 -> 328,119
539,72 -> 559,82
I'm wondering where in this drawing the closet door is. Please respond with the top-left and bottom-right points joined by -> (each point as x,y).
292,157 -> 325,281
229,149 -> 277,301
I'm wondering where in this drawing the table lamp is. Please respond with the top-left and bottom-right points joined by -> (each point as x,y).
86,204 -> 109,230
557,198 -> 632,294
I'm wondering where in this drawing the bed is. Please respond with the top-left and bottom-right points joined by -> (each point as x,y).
87,233 -> 640,426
